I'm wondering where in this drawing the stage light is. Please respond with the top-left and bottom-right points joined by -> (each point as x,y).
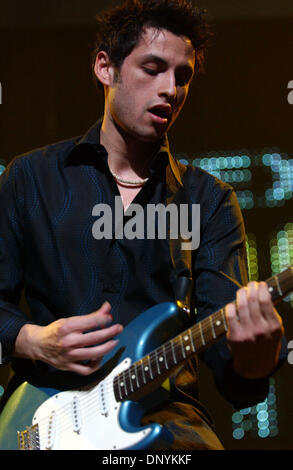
270,223 -> 293,307
246,233 -> 259,281
231,378 -> 279,440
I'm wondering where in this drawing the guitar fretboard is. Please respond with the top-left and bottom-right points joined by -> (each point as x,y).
113,265 -> 293,402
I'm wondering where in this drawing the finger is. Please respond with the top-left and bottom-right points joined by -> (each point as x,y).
258,282 -> 284,336
236,286 -> 252,327
246,281 -> 266,325
67,359 -> 101,376
225,303 -> 240,340
60,302 -> 112,334
65,323 -> 124,348
69,338 -> 120,361
257,282 -> 277,321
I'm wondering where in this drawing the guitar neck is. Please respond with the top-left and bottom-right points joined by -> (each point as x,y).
113,266 -> 293,402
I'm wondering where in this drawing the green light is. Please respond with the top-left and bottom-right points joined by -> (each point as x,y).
240,408 -> 251,416
233,428 -> 245,440
262,153 -> 272,166
258,428 -> 270,438
242,155 -> 251,167
242,420 -> 253,432
269,427 -> 279,437
256,402 -> 268,412
257,411 -> 269,422
232,412 -> 243,424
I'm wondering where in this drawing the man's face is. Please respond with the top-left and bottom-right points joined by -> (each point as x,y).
105,27 -> 195,143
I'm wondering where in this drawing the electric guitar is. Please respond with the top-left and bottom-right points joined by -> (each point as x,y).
0,266 -> 292,450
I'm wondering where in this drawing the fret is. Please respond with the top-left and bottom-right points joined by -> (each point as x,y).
134,362 -> 139,388
221,308 -> 228,332
128,368 -> 135,394
189,328 -> 196,353
266,267 -> 293,302
112,266 -> 293,404
141,356 -> 152,381
118,376 -> 123,400
129,367 -> 134,393
155,349 -> 161,375
171,338 -> 177,365
117,373 -> 126,399
148,354 -> 154,380
212,308 -> 228,333
148,354 -> 154,379
157,347 -> 166,372
122,370 -> 128,397
274,275 -> 283,297
199,322 -> 206,346
163,343 -> 169,370
140,359 -> 147,384
183,332 -> 192,356
209,315 -> 216,339
159,353 -> 166,371
129,365 -> 138,390
266,277 -> 277,301
180,334 -> 186,359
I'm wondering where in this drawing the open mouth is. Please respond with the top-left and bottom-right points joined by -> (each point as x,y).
148,105 -> 171,123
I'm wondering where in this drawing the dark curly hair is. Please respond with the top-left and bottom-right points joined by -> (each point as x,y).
91,0 -> 213,90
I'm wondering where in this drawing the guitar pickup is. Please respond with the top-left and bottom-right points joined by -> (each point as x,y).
97,381 -> 109,417
71,396 -> 82,433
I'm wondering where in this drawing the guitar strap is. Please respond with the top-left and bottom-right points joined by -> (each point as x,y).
161,160 -> 209,413
165,161 -> 195,315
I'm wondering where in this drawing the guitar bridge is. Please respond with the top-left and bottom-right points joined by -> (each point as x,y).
17,424 -> 40,450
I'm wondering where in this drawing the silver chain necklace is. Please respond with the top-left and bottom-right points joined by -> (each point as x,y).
109,168 -> 149,186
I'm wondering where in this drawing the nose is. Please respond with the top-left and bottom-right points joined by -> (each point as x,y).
158,71 -> 177,102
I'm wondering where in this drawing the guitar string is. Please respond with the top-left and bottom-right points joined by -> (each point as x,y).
33,315 -> 226,442
36,387 -> 100,436
25,279 -> 286,443
34,306 -> 236,440
36,314 -> 223,432
33,272 -> 291,443
34,313 -> 225,433
35,378 -> 117,437
33,293 -> 278,445
36,378 -> 129,443
36,386 -> 111,442
113,310 -> 227,388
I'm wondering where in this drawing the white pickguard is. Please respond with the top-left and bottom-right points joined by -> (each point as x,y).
32,358 -> 152,450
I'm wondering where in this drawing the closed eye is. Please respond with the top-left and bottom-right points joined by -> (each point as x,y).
143,67 -> 158,76
144,68 -> 191,86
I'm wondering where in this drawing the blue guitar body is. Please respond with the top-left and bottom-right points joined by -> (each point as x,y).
0,302 -> 189,450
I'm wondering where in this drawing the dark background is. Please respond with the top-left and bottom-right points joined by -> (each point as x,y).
0,0 -> 292,450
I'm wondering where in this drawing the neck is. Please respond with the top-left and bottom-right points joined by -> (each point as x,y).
113,265 -> 293,403
100,115 -> 161,179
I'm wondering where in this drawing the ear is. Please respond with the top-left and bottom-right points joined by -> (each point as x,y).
94,51 -> 115,87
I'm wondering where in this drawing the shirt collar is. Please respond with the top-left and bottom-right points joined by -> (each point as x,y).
63,119 -> 183,186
